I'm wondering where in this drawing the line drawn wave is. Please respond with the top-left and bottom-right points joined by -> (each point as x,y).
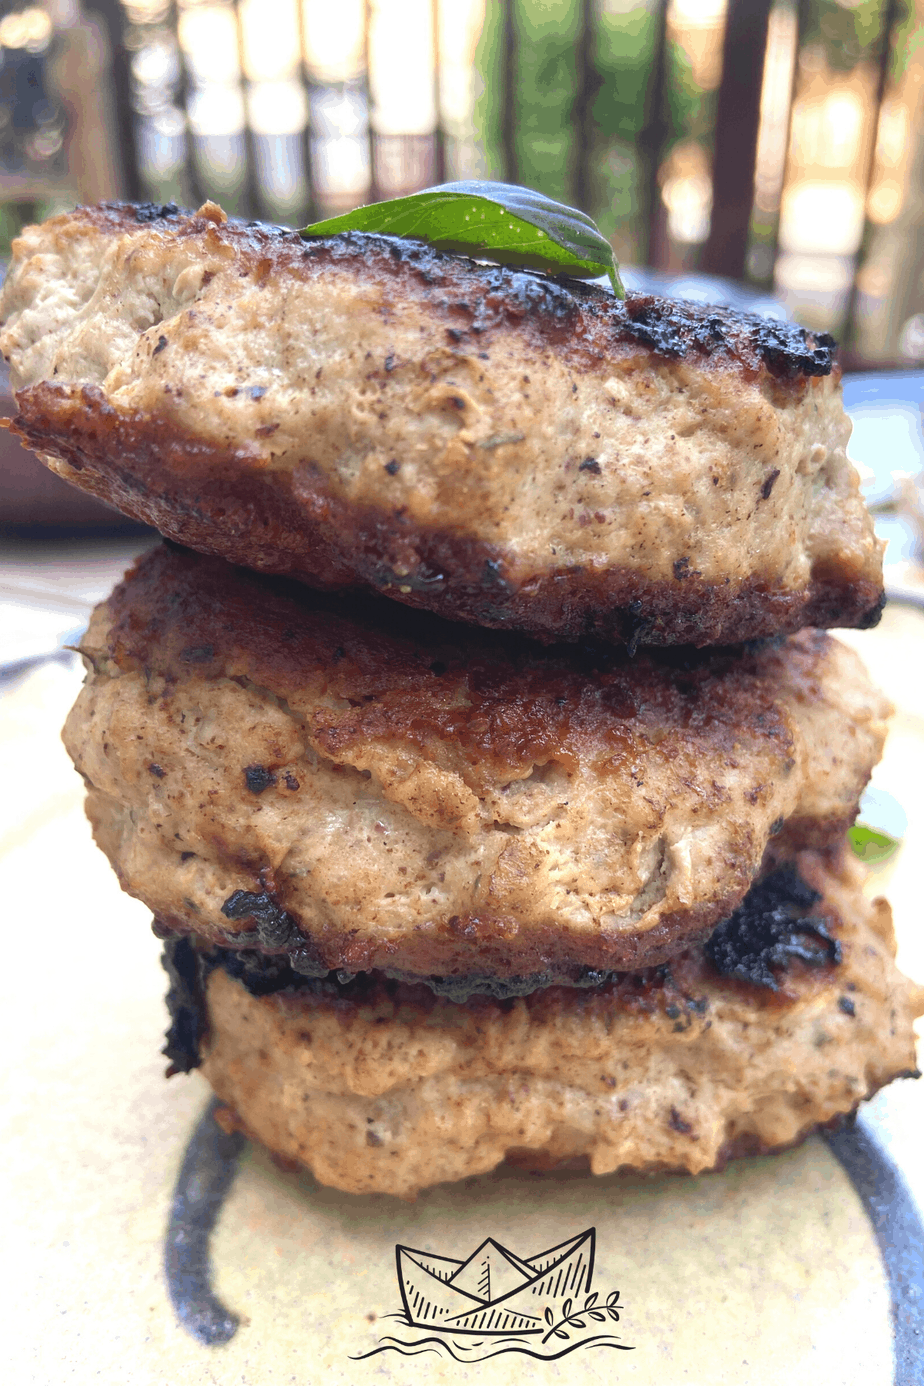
349,1333 -> 634,1362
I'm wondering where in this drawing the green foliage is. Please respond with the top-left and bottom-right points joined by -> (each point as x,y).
473,0 -> 708,251
802,0 -> 893,72
593,7 -> 660,141
890,0 -> 921,79
301,181 -> 624,293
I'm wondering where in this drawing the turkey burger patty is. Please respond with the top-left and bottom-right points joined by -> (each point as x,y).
65,543 -> 889,982
0,200 -> 882,647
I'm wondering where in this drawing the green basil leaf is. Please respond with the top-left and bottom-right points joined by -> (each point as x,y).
848,823 -> 900,864
301,181 -> 625,298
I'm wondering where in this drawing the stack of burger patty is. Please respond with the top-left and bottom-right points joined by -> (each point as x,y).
2,201 -> 921,1200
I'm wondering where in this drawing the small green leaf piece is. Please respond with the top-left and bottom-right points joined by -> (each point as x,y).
301,181 -> 625,298
849,823 -> 900,864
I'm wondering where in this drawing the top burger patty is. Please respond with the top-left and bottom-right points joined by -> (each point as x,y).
0,200 -> 882,647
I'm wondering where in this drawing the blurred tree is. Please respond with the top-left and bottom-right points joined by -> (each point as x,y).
803,0 -> 889,70
475,0 -> 706,261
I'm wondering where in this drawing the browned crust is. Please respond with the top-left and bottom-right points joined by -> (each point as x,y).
3,201 -> 882,646
85,543 -> 859,763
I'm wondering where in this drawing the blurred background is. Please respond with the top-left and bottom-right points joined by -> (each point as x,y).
2,0 -> 923,357
0,0 -> 922,602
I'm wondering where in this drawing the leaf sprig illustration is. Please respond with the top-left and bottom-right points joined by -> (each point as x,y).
541,1289 -> 622,1344
301,182 -> 625,297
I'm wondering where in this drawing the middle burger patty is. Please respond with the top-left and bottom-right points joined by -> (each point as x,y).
67,543 -> 888,980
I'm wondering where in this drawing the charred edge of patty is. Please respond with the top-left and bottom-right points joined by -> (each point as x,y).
161,865 -> 842,1074
10,392 -> 882,646
66,200 -> 837,379
100,535 -> 827,674
703,864 -> 837,989
304,233 -> 838,378
76,539 -> 874,737
348,530 -> 884,648
161,933 -> 208,1075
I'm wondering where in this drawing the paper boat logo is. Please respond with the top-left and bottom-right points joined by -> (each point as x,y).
353,1226 -> 634,1363
397,1228 -> 594,1334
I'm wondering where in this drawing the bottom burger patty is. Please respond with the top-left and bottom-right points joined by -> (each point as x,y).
164,847 -> 922,1199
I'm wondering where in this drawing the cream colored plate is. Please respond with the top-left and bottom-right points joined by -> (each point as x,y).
3,602 -> 922,1386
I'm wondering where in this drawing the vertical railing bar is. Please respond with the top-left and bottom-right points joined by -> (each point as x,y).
431,0 -> 446,185
638,0 -> 670,267
295,0 -> 315,222
231,0 -> 263,219
841,0 -> 903,357
700,0 -> 775,280
170,0 -> 206,208
363,0 -> 379,202
500,0 -> 517,184
756,0 -> 808,289
85,0 -> 145,200
571,0 -> 596,214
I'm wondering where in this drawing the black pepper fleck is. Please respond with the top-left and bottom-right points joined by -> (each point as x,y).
760,468 -> 781,501
244,765 -> 277,794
